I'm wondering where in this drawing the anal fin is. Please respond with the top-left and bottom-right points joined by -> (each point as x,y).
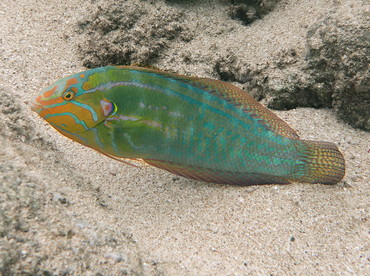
98,150 -> 145,168
144,159 -> 289,185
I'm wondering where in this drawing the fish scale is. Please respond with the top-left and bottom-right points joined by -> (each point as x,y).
32,66 -> 345,185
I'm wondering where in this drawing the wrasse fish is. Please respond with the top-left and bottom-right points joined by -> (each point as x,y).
32,66 -> 345,185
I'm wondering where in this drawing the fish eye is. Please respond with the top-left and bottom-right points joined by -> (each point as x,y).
62,90 -> 75,101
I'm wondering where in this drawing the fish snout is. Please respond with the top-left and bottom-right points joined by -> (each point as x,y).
30,95 -> 44,113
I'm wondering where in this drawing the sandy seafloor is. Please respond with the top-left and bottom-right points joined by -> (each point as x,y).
0,0 -> 369,275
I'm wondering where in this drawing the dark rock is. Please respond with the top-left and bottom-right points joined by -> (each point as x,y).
305,9 -> 370,130
215,2 -> 369,130
213,52 -> 324,110
77,0 -> 191,68
226,0 -> 282,25
228,3 -> 258,25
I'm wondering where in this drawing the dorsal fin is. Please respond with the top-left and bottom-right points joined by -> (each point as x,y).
118,66 -> 300,139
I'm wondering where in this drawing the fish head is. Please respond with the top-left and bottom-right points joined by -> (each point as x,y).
31,72 -> 116,139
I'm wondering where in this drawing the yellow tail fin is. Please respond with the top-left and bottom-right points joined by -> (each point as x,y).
293,140 -> 345,184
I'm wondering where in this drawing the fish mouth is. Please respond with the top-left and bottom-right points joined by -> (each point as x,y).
30,101 -> 51,118
30,97 -> 45,114
31,102 -> 42,113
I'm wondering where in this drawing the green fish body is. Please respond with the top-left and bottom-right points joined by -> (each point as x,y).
32,66 -> 345,185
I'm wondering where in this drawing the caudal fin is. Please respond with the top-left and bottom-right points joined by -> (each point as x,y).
292,140 -> 345,184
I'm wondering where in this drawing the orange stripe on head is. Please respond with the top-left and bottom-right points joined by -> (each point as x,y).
46,113 -> 87,133
43,85 -> 58,98
66,77 -> 78,88
45,103 -> 94,123
40,97 -> 64,106
35,95 -> 42,103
